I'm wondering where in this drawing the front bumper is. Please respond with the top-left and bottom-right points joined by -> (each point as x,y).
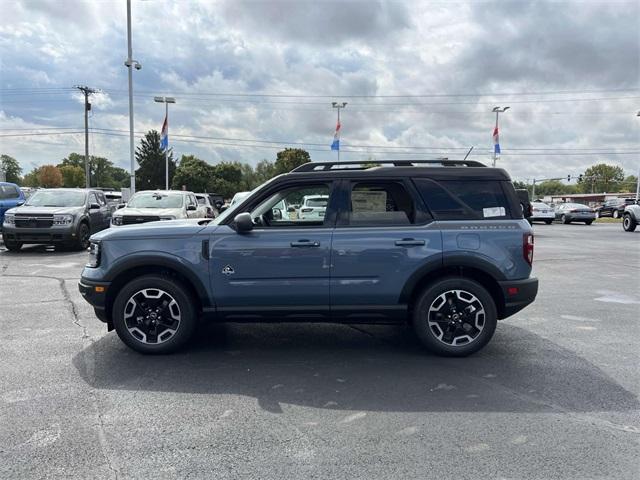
498,277 -> 539,319
78,277 -> 111,324
2,225 -> 75,244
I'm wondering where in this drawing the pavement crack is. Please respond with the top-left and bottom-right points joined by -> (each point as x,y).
59,277 -> 89,339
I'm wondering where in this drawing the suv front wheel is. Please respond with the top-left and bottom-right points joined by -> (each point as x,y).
412,277 -> 497,357
112,275 -> 197,354
623,213 -> 637,232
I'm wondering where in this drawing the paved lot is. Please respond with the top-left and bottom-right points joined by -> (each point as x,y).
0,223 -> 638,479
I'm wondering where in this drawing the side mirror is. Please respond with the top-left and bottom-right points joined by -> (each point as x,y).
187,204 -> 197,211
17,200 -> 25,206
272,207 -> 282,220
219,205 -> 228,213
89,203 -> 101,210
117,203 -> 126,209
234,212 -> 253,233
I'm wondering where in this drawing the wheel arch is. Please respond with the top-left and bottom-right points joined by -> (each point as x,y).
401,261 -> 506,320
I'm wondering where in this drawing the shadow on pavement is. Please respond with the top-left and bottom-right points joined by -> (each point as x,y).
73,322 -> 639,414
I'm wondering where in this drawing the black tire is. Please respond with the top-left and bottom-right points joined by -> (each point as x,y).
544,219 -> 553,225
412,277 -> 497,357
562,214 -> 571,224
112,275 -> 198,354
584,220 -> 593,225
3,240 -> 22,252
623,214 -> 637,232
74,222 -> 91,250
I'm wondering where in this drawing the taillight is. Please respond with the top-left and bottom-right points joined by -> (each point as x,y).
523,233 -> 534,266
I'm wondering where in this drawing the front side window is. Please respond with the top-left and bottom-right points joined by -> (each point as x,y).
250,184 -> 331,227
26,190 -> 86,207
347,181 -> 417,226
127,192 -> 184,209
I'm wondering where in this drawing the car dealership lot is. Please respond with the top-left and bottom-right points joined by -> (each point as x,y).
0,224 -> 638,479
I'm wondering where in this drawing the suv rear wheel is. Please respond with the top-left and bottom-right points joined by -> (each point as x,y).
623,213 -> 637,232
112,275 -> 197,354
412,277 -> 497,357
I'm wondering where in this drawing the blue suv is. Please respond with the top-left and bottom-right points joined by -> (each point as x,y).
0,182 -> 25,232
79,160 -> 538,356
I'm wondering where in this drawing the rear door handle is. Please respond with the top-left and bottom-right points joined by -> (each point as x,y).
395,239 -> 425,247
290,240 -> 320,248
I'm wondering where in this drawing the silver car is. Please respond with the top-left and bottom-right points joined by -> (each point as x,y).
529,201 -> 555,225
554,202 -> 595,225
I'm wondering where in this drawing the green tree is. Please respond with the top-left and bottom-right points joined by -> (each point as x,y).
0,154 -> 22,184
209,162 -> 243,198
58,153 -> 129,188
38,165 -> 63,188
135,130 -> 176,190
619,175 -> 638,193
59,164 -> 85,187
22,168 -> 41,187
254,159 -> 276,185
577,164 -> 625,193
172,155 -> 214,192
273,148 -> 311,175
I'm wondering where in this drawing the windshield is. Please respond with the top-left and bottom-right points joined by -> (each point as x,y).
196,197 -> 207,205
127,192 -> 184,209
25,190 -> 86,207
305,198 -> 328,207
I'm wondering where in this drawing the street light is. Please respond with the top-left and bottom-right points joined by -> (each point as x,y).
331,102 -> 347,161
154,96 -> 176,190
492,106 -> 510,167
124,0 -> 142,196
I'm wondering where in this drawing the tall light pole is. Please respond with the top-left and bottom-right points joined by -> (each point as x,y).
154,96 -> 176,190
74,85 -> 97,188
492,106 -> 510,167
331,102 -> 347,161
124,0 -> 142,195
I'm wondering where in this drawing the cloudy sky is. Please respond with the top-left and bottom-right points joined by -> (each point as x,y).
1,0 -> 638,182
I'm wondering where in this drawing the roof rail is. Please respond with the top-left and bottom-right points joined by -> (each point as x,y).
292,159 -> 486,173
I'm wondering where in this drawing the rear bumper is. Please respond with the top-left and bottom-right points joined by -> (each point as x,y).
78,278 -> 111,323
498,277 -> 539,319
2,225 -> 75,244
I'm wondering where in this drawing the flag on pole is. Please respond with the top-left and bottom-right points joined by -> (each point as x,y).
160,115 -> 168,151
331,120 -> 341,151
493,126 -> 500,155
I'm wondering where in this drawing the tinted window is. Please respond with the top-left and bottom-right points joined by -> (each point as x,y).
0,185 -> 20,200
348,181 -> 417,225
414,179 -> 511,220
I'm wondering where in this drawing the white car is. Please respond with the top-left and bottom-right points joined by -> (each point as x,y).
111,190 -> 204,226
195,193 -> 215,218
529,201 -> 555,225
299,194 -> 329,220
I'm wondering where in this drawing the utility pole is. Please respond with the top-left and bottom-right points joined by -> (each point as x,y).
124,0 -> 142,196
75,85 -> 98,188
331,102 -> 347,161
636,111 -> 639,202
154,96 -> 176,190
492,106 -> 510,167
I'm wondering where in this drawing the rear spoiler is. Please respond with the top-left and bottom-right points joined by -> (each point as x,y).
515,189 -> 533,218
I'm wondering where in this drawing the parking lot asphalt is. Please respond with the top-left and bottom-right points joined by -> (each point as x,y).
0,223 -> 638,479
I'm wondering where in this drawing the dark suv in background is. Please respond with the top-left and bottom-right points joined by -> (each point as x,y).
2,188 -> 112,251
80,160 -> 538,357
596,198 -> 632,219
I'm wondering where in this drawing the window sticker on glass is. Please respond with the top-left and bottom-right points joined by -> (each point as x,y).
483,206 -> 506,218
352,191 -> 387,212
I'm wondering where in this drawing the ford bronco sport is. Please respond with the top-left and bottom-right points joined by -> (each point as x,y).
79,160 -> 538,357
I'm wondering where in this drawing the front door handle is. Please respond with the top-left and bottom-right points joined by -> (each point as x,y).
395,238 -> 425,247
290,240 -> 320,248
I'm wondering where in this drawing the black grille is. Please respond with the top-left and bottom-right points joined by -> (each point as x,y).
15,214 -> 53,228
122,215 -> 160,225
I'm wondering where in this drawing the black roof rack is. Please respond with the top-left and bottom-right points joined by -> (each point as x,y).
292,159 -> 486,173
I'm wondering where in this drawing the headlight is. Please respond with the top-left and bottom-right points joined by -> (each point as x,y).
86,242 -> 101,267
111,216 -> 123,226
3,213 -> 15,225
159,216 -> 176,221
53,214 -> 73,225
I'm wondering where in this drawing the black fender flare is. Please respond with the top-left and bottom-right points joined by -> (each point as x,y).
104,252 -> 211,307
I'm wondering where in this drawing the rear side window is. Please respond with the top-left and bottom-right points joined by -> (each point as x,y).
0,185 -> 20,200
414,179 -> 512,220
346,181 -> 424,226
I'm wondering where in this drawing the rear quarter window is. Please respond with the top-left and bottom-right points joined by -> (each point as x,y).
413,179 -> 514,220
